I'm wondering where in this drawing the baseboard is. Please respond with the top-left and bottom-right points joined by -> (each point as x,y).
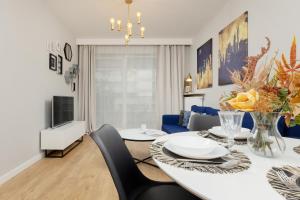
0,153 -> 44,185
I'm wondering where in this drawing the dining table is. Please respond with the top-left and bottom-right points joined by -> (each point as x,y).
152,131 -> 300,200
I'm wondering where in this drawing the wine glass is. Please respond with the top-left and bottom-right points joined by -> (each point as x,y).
218,111 -> 245,149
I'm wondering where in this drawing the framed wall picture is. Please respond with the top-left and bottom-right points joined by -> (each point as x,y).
64,43 -> 72,62
218,11 -> 248,85
57,55 -> 63,75
49,53 -> 57,71
197,38 -> 213,89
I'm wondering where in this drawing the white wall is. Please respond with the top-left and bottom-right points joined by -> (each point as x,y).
0,0 -> 77,182
188,0 -> 300,108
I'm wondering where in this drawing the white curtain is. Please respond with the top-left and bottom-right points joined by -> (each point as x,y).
95,46 -> 158,129
156,45 -> 185,124
78,46 -> 96,133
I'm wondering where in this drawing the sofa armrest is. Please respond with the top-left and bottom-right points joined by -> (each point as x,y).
162,115 -> 179,125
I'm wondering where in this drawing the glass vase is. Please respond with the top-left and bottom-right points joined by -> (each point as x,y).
247,112 -> 286,157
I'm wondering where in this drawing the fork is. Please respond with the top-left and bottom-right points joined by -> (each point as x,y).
272,167 -> 300,191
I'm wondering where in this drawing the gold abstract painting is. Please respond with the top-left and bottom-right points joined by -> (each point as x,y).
219,11 -> 248,85
197,39 -> 213,89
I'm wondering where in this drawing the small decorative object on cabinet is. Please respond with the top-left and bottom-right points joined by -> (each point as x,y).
184,73 -> 193,93
57,55 -> 63,75
220,36 -> 300,157
49,53 -> 57,71
64,43 -> 72,62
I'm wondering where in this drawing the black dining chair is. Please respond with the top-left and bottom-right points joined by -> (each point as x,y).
91,124 -> 202,200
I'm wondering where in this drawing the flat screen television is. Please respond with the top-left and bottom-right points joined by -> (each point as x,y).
52,96 -> 74,128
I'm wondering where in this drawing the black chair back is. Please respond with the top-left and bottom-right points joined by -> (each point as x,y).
91,125 -> 149,200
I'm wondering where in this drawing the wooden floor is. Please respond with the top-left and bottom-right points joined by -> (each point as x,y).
0,135 -> 171,200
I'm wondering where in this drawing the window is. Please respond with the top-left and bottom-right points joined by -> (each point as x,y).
95,46 -> 158,129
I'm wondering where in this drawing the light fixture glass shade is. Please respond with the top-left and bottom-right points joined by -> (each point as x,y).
137,12 -> 141,24
127,22 -> 133,36
140,26 -> 145,38
110,18 -> 115,30
117,20 -> 122,31
125,34 -> 130,44
186,73 -> 192,82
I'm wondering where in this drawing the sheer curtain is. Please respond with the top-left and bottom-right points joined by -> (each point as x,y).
78,46 -> 96,132
156,45 -> 185,121
95,46 -> 158,129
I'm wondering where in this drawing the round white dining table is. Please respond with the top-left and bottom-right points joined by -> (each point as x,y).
152,131 -> 300,200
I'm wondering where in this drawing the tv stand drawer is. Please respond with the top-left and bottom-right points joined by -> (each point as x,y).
41,121 -> 86,150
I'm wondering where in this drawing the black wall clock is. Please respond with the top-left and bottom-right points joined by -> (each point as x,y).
64,43 -> 72,62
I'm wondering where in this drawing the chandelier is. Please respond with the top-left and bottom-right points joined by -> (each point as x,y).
109,0 -> 145,44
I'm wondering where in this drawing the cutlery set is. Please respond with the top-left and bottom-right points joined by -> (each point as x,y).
272,167 -> 300,192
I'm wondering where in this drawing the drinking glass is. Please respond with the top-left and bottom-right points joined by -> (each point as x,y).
218,111 -> 245,149
141,124 -> 147,131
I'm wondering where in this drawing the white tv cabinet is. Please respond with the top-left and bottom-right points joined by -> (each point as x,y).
41,121 -> 86,158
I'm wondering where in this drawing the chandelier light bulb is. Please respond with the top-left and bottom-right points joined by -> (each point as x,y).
140,26 -> 145,38
136,12 -> 141,24
110,18 -> 115,30
117,20 -> 122,31
127,22 -> 133,36
125,34 -> 130,44
108,1 -> 145,44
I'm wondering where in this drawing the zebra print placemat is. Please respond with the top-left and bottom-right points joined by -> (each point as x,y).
197,130 -> 247,145
149,142 -> 251,174
293,146 -> 300,154
267,166 -> 300,200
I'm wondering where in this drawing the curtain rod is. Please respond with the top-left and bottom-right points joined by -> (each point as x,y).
76,38 -> 192,46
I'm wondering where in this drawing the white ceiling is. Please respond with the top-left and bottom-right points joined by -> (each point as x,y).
45,0 -> 227,39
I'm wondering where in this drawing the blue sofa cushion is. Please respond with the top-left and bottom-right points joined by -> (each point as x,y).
286,125 -> 300,139
277,117 -> 288,137
162,125 -> 189,134
205,107 -> 219,116
191,105 -> 206,113
162,114 -> 179,125
242,112 -> 254,130
182,111 -> 191,127
191,105 -> 219,116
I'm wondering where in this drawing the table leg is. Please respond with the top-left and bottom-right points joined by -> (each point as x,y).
133,156 -> 158,168
122,138 -> 158,168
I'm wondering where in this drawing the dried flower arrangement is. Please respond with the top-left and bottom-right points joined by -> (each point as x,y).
220,36 -> 300,127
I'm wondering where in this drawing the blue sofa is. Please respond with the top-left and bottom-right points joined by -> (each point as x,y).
161,105 -> 300,139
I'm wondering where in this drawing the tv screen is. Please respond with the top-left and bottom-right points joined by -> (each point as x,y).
52,96 -> 74,128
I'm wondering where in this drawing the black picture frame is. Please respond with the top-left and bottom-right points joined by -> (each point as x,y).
49,53 -> 57,71
57,55 -> 63,75
64,43 -> 72,62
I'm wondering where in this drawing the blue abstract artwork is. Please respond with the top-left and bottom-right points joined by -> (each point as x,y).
218,11 -> 248,85
197,39 -> 213,89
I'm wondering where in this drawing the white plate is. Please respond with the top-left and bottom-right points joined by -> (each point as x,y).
163,136 -> 229,159
208,126 -> 251,139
